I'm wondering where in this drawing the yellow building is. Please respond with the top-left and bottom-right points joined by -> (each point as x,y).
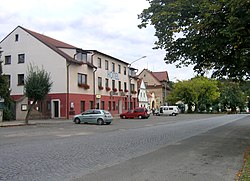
137,69 -> 170,109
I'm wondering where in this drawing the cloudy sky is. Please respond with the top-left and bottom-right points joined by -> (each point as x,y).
0,0 -> 197,81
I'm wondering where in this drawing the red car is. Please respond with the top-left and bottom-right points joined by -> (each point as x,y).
120,107 -> 150,119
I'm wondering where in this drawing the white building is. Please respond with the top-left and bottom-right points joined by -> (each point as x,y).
0,26 -> 138,119
137,79 -> 149,109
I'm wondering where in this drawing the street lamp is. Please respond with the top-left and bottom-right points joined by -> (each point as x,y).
128,56 -> 146,111
0,47 -> 3,75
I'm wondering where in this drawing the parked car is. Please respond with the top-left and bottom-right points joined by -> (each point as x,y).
159,106 -> 180,116
73,109 -> 113,125
120,107 -> 150,119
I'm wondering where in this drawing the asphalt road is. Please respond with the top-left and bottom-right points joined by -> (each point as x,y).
0,114 -> 249,181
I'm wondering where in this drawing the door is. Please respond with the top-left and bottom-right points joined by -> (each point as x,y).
82,110 -> 92,123
51,100 -> 60,118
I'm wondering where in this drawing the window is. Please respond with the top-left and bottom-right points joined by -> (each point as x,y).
124,82 -> 127,91
81,101 -> 85,112
18,74 -> 24,85
78,73 -> 87,84
124,67 -> 127,75
113,101 -> 116,111
112,80 -> 115,89
15,34 -> 19,42
131,84 -> 135,91
118,65 -> 121,73
108,101 -> 111,111
5,56 -> 11,65
97,57 -> 101,68
47,101 -> 51,111
118,81 -> 121,90
112,62 -> 115,72
4,75 -> 11,87
90,101 -> 94,109
76,53 -> 87,61
96,102 -> 100,109
105,60 -> 109,70
18,54 -> 25,63
101,101 -> 105,110
98,77 -> 102,87
105,78 -> 109,87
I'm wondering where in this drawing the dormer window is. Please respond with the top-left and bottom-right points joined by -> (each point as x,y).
15,34 -> 19,42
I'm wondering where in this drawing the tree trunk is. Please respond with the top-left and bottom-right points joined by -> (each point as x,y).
25,101 -> 36,124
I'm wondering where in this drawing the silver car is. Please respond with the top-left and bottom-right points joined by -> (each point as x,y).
73,109 -> 113,125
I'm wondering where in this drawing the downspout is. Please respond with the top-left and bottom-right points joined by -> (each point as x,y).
66,53 -> 77,119
66,62 -> 71,119
91,52 -> 97,108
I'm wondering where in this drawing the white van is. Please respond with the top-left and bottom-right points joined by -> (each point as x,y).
159,106 -> 179,116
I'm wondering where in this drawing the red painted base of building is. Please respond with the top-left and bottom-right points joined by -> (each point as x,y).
11,93 -> 138,119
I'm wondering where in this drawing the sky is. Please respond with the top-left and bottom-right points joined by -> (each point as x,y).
0,0 -> 197,81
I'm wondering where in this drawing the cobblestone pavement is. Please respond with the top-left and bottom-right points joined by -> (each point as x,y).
0,114 -> 248,181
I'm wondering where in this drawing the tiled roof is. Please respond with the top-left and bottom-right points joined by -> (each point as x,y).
152,71 -> 169,82
22,27 -> 77,49
20,26 -> 94,66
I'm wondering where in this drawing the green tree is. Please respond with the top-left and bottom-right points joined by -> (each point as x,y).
24,64 -> 53,124
138,0 -> 250,79
240,81 -> 250,111
167,80 -> 197,112
219,81 -> 246,112
167,76 -> 220,113
191,76 -> 220,112
0,61 -> 14,120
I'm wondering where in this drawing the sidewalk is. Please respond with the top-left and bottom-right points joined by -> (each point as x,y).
0,119 -> 71,127
0,115 -> 121,127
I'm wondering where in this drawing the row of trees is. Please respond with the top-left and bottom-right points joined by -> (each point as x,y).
167,76 -> 250,113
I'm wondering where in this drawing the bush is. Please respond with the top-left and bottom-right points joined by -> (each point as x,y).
3,107 -> 14,121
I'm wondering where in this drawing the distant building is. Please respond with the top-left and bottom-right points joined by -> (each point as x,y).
137,69 -> 170,109
0,26 -> 138,119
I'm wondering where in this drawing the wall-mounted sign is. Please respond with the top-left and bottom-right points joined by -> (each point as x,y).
96,94 -> 101,99
107,71 -> 119,80
110,91 -> 118,96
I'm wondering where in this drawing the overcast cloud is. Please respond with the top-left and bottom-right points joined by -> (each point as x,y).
0,0 -> 196,81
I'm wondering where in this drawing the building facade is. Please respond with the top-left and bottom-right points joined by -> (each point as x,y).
0,26 -> 138,119
137,69 -> 170,109
137,79 -> 149,109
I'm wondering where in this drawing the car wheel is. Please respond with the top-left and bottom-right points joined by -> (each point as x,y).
172,113 -> 176,116
97,119 -> 104,125
75,118 -> 81,124
122,115 -> 126,119
138,115 -> 142,119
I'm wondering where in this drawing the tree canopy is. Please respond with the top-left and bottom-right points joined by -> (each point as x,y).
167,76 -> 220,112
24,64 -> 53,123
167,77 -> 248,113
138,0 -> 250,80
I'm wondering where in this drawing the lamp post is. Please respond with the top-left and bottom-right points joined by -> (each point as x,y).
128,56 -> 146,111
0,47 -> 3,75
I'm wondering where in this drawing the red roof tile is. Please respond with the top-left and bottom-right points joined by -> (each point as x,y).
19,26 -> 95,67
152,71 -> 169,82
23,27 -> 77,49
